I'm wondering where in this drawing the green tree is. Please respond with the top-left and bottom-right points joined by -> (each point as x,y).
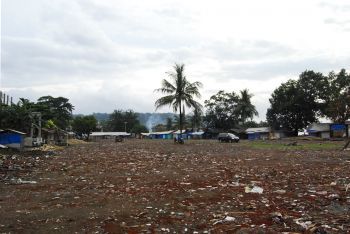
266,75 -> 322,136
0,99 -> 33,133
237,89 -> 258,123
72,115 -> 97,139
323,69 -> 350,123
204,90 -> 240,130
166,117 -> 173,130
36,96 -> 74,129
155,63 -> 202,135
106,109 -> 147,133
189,107 -> 203,129
131,124 -> 149,134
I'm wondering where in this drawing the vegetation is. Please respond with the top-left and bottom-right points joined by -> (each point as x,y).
0,96 -> 74,133
155,63 -> 202,134
72,115 -> 97,139
105,109 -> 148,133
245,140 -> 341,150
323,69 -> 350,123
267,69 -> 350,135
204,90 -> 258,130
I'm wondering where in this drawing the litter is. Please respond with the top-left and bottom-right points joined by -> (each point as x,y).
245,185 -> 264,194
213,216 -> 236,225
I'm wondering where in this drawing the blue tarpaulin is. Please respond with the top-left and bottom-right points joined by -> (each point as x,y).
330,124 -> 346,131
0,133 -> 22,144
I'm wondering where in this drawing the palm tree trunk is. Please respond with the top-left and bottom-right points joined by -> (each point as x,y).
179,100 -> 182,135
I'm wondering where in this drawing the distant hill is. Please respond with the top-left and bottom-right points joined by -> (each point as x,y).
78,112 -> 176,130
92,113 -> 110,122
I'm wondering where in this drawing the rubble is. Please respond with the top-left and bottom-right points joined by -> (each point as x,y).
0,139 -> 349,233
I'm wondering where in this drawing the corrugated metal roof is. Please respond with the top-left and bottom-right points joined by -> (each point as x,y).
190,131 -> 205,135
90,132 -> 130,136
246,127 -> 271,133
0,129 -> 26,135
149,130 -> 175,135
306,123 -> 330,132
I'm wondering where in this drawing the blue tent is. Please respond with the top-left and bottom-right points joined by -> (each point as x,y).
0,129 -> 26,149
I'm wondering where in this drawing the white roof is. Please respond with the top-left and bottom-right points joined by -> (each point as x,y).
173,130 -> 187,134
90,132 -> 130,136
0,129 -> 26,135
246,127 -> 271,133
190,131 -> 205,135
149,130 -> 174,135
306,123 -> 330,132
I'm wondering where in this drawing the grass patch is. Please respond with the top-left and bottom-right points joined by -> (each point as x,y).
244,140 -> 342,150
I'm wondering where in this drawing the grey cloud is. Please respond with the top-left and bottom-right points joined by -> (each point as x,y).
218,56 -> 350,81
319,2 -> 350,12
202,39 -> 296,61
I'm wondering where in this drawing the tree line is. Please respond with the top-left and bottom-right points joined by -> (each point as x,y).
155,64 -> 350,136
267,69 -> 350,135
1,65 -> 349,138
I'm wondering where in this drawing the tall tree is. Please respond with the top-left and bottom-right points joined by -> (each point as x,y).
189,107 -> 203,129
204,90 -> 240,130
36,96 -> 74,129
106,109 -> 148,133
237,89 -> 258,123
323,69 -> 350,123
266,71 -> 327,135
155,63 -> 202,135
72,115 -> 97,140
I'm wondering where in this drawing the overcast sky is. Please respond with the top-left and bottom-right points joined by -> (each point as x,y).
1,0 -> 350,120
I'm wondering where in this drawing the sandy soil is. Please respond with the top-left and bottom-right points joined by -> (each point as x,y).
0,139 -> 349,233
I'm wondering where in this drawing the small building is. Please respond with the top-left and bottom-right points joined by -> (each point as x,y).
0,129 -> 26,150
246,127 -> 271,140
41,128 -> 69,146
330,124 -> 349,138
145,130 -> 174,139
270,130 -> 288,139
173,130 -> 189,139
90,132 -> 131,142
307,123 -> 330,139
188,131 -> 205,139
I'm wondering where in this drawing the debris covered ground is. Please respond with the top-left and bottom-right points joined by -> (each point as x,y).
0,139 -> 349,233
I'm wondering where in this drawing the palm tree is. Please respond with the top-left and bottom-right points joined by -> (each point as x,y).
155,63 -> 202,135
237,89 -> 258,123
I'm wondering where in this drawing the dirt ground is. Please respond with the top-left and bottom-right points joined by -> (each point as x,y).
1,139 -> 350,233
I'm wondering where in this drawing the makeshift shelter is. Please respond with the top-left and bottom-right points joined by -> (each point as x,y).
246,127 -> 271,140
0,129 -> 26,150
90,132 -> 131,142
173,130 -> 189,139
307,123 -> 330,139
330,124 -> 349,138
188,131 -> 205,139
41,128 -> 69,145
144,131 -> 174,139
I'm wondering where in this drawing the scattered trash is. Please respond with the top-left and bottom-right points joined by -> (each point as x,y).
10,178 -> 37,184
274,189 -> 286,194
213,216 -> 236,225
245,185 -> 264,194
295,218 -> 313,230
